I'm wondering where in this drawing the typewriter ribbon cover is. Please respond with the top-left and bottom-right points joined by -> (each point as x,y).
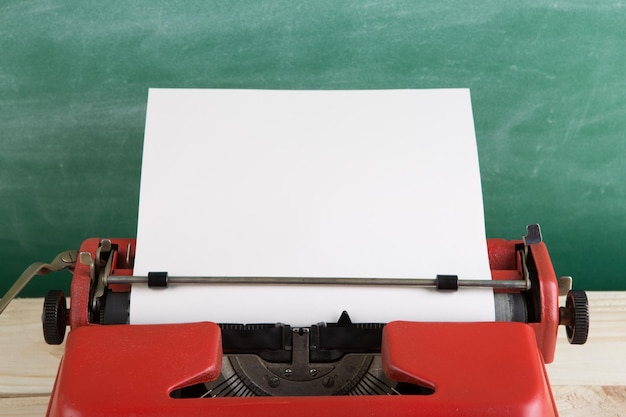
131,88 -> 495,325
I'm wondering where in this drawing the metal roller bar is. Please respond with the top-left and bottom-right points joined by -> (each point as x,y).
106,274 -> 530,290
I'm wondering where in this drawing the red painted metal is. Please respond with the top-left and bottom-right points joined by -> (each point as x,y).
528,241 -> 559,364
50,237 -> 560,417
486,239 -> 559,363
46,322 -> 222,417
382,321 -> 558,417
69,238 -> 135,328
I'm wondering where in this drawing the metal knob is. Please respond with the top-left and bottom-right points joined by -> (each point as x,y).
42,290 -> 68,345
559,290 -> 589,345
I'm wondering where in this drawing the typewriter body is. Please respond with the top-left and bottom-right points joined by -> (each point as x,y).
0,225 -> 589,417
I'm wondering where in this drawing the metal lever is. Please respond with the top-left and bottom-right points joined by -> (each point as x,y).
0,250 -> 78,315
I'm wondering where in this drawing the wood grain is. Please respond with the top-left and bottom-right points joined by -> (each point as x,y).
0,299 -> 64,395
549,292 -> 626,386
553,386 -> 626,417
0,292 -> 624,416
0,396 -> 50,417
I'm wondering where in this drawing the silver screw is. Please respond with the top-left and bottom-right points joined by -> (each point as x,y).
309,368 -> 318,377
284,369 -> 293,377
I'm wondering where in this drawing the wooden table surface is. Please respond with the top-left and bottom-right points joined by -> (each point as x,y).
1,292 -> 624,416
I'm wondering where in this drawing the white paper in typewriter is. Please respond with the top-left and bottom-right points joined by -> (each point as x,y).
131,88 -> 495,326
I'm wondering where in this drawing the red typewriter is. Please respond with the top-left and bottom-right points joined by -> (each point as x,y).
1,224 -> 588,417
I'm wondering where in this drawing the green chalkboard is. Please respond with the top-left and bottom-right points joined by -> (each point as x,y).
1,1 -> 625,297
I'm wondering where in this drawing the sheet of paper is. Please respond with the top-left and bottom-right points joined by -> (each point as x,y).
130,88 -> 494,325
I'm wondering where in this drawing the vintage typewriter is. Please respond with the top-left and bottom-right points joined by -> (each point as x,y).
0,224 -> 588,417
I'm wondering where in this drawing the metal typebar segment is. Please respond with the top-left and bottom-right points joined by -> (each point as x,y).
106,275 -> 529,290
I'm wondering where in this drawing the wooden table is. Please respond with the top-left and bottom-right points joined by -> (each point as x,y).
1,292 -> 624,416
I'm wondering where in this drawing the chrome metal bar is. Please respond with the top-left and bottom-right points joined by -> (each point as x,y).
457,279 -> 528,289
106,275 -> 529,290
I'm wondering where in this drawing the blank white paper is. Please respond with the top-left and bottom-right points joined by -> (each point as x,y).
130,89 -> 494,325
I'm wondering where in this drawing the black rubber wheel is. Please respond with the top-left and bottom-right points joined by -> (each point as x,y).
565,290 -> 589,345
42,290 -> 67,345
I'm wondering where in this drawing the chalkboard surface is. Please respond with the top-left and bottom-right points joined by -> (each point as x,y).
1,1 -> 625,297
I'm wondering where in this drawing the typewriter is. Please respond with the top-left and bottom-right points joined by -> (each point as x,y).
0,224 -> 588,417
